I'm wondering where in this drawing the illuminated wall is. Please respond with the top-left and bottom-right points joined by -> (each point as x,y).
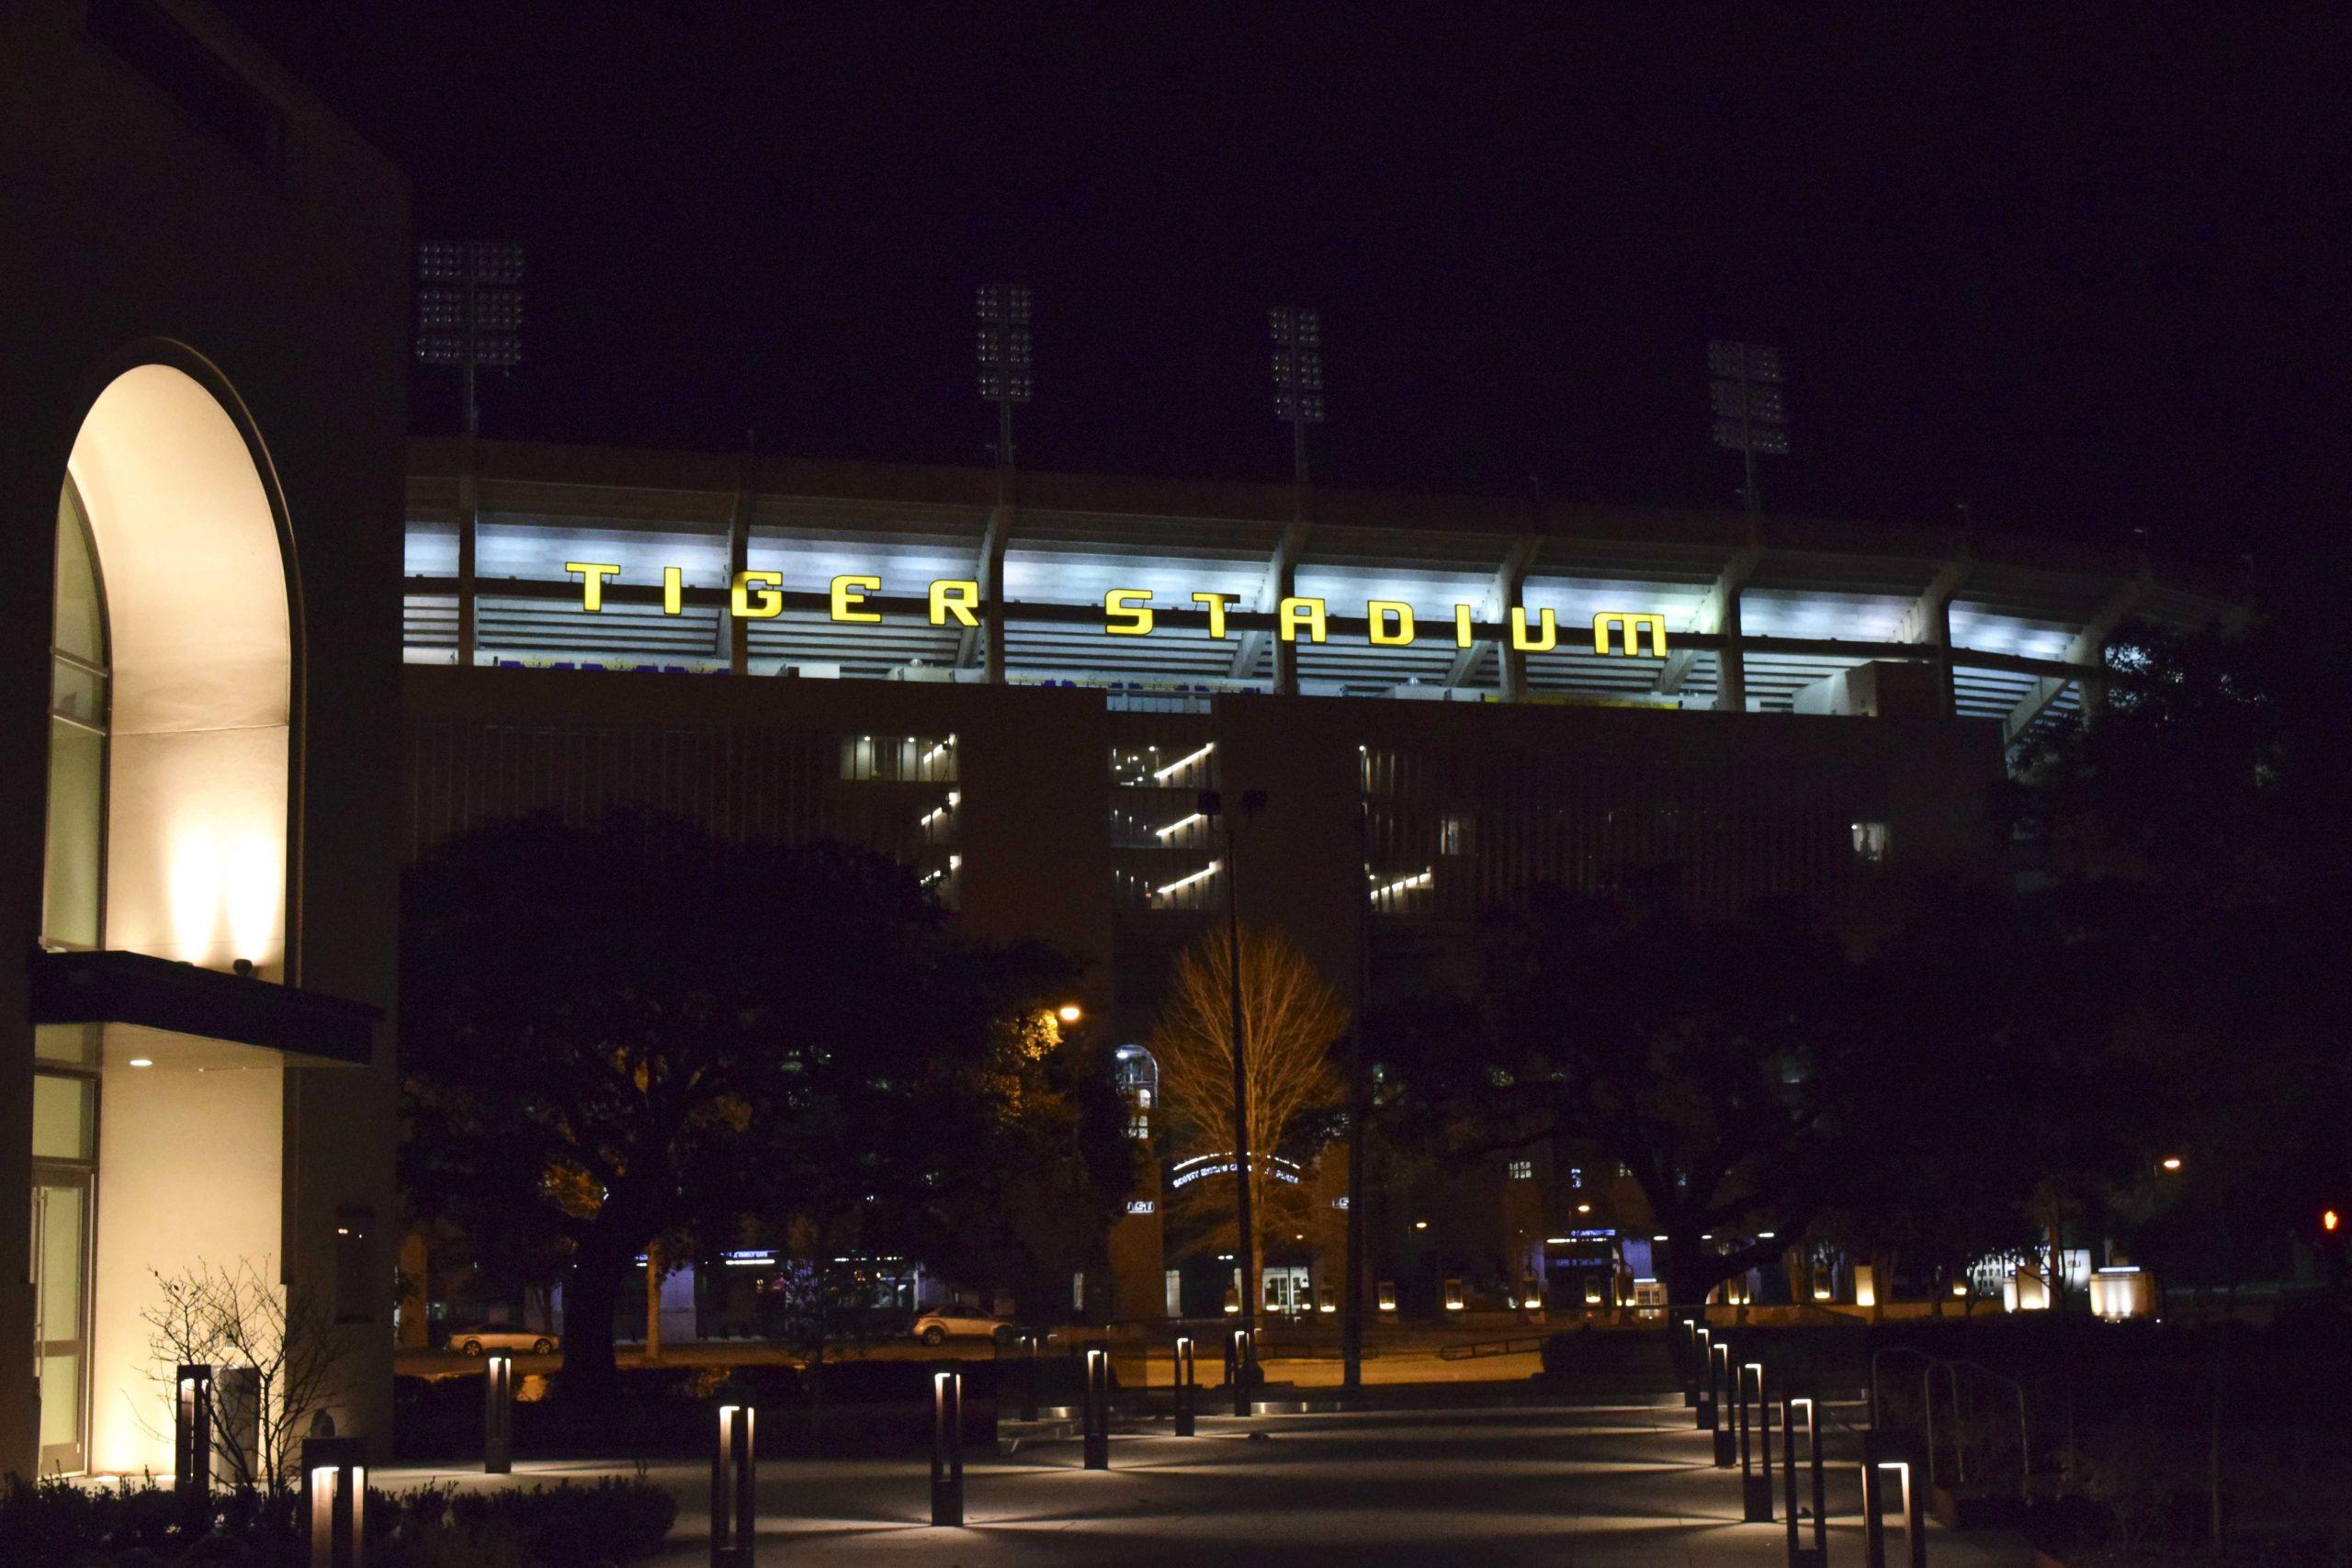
68,364 -> 292,979
86,1032 -> 282,1476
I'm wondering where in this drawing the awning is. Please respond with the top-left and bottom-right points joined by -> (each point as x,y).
28,949 -> 379,1066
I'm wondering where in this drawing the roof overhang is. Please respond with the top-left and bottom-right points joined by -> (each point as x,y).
28,948 -> 379,1066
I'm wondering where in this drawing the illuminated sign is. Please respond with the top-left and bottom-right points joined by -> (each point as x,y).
562,562 -> 1668,656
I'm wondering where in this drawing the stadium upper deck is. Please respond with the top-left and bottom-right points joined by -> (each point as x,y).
404,438 -> 2244,750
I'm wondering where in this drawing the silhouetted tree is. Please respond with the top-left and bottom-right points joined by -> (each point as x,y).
1385,885 -> 1869,1309
401,809 -> 1115,1393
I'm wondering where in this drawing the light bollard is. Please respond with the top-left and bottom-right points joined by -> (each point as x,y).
1783,1393 -> 1827,1568
1739,1361 -> 1773,1523
1020,1331 -> 1041,1423
1680,1319 -> 1702,1407
710,1403 -> 755,1568
1082,1342 -> 1111,1470
301,1435 -> 366,1568
1693,1327 -> 1715,1427
1228,1327 -> 1253,1417
175,1364 -> 213,1526
1173,1336 -> 1197,1437
1711,1344 -> 1737,1467
931,1362 -> 965,1527
483,1351 -> 514,1475
1860,1430 -> 1926,1568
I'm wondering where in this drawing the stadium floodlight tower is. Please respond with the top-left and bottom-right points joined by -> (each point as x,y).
1269,306 -> 1325,485
416,241 -> 524,436
1708,339 -> 1788,514
976,285 -> 1034,468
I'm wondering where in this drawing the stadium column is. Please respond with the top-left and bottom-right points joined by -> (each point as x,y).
1715,586 -> 1747,713
723,442 -> 753,675
1896,552 -> 1972,720
457,427 -> 479,666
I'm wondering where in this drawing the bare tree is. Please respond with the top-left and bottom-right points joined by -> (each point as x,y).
1151,925 -> 1349,1269
141,1258 -> 349,1492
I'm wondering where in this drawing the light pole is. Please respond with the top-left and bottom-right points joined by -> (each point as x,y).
1269,307 -> 1324,486
976,285 -> 1033,470
1707,339 -> 1788,514
1200,785 -> 1267,1378
415,241 -> 524,440
416,240 -> 523,671
1341,795 -> 1371,1396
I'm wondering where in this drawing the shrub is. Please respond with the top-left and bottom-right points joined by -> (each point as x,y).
0,1472 -> 676,1568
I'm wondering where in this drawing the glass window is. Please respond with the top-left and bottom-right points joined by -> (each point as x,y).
45,479 -> 107,952
52,480 -> 105,665
42,720 -> 104,949
34,1023 -> 100,1068
32,1074 -> 95,1163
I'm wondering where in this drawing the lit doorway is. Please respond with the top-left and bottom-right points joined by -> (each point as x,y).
1261,1266 -> 1312,1316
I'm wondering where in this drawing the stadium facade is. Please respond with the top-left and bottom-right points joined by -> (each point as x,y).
401,437 -> 2242,1325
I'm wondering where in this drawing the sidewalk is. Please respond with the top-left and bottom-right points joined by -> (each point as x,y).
383,1394 -> 2039,1566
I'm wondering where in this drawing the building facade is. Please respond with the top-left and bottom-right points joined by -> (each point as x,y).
400,437 -> 2240,1323
4,0 -> 407,1477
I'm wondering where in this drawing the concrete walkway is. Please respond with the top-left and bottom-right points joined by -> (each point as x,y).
384,1395 -> 2037,1566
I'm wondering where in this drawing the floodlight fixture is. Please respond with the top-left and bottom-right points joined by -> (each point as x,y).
1708,339 -> 1789,513
416,241 -> 525,434
1270,306 -> 1324,483
976,284 -> 1033,467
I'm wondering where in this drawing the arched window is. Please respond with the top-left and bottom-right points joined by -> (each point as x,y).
44,477 -> 108,950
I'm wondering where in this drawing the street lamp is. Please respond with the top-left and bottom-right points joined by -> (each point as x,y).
1057,1003 -> 1082,1024
1199,785 -> 1267,1375
2159,1156 -> 2184,1172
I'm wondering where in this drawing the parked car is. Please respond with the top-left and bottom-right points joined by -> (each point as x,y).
446,1325 -> 559,1357
910,1308 -> 1020,1347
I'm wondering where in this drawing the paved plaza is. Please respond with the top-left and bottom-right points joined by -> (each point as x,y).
386,1394 -> 2037,1566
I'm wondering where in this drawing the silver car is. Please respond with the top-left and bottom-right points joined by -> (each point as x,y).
910,1309 -> 1020,1347
447,1325 -> 559,1357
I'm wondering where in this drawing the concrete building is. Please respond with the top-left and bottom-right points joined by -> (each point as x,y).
3,0 -> 406,1478
398,437 -> 2241,1323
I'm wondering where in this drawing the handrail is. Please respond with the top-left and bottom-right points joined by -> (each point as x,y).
1874,1345 -> 2031,1506
1437,1334 -> 1547,1361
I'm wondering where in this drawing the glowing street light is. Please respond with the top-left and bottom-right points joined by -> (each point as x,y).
1057,1003 -> 1082,1024
2159,1156 -> 2184,1172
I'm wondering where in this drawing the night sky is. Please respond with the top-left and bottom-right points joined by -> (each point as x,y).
221,2 -> 2346,570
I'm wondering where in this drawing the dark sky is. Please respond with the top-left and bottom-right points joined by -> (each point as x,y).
222,1 -> 2346,567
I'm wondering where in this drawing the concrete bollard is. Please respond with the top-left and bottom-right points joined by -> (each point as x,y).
1739,1360 -> 1773,1522
483,1351 -> 514,1475
175,1364 -> 213,1527
931,1362 -> 965,1527
300,1435 -> 366,1568
1782,1393 -> 1827,1568
1082,1342 -> 1111,1470
1173,1336 -> 1197,1437
710,1403 -> 754,1568
1712,1343 -> 1736,1467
